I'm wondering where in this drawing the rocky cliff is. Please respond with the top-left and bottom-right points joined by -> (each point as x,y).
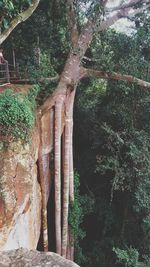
0,128 -> 41,250
0,96 -> 60,249
0,84 -> 74,261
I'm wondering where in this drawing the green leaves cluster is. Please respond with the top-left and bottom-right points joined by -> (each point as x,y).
68,172 -> 94,264
27,52 -> 57,80
0,89 -> 35,141
0,0 -> 32,31
113,247 -> 150,267
69,173 -> 85,243
96,126 -> 150,198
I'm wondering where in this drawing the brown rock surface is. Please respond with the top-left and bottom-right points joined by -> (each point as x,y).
0,248 -> 80,267
0,128 -> 41,250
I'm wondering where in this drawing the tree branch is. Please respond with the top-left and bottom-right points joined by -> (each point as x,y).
80,67 -> 150,88
76,0 -> 145,59
126,4 -> 150,21
98,0 -> 146,32
66,0 -> 79,48
106,0 -> 149,12
0,0 -> 40,45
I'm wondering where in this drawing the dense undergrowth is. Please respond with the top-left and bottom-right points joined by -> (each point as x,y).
0,86 -> 40,142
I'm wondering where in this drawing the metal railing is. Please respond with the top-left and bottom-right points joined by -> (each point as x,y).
0,62 -> 20,83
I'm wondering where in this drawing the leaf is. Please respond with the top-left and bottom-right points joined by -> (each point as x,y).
2,18 -> 9,29
26,0 -> 32,5
9,1 -> 14,10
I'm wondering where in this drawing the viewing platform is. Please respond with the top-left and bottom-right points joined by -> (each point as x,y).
0,62 -> 20,84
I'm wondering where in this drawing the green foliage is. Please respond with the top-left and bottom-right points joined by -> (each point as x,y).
69,173 -> 85,243
113,247 -> 150,267
27,52 -> 57,80
113,247 -> 139,267
27,84 -> 40,106
3,0 -> 70,75
74,26 -> 150,267
0,0 -> 32,31
68,172 -> 94,264
24,53 -> 58,105
0,89 -> 35,141
96,125 -> 150,200
69,173 -> 85,242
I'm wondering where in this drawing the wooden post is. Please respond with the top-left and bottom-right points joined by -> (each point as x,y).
5,61 -> 10,83
12,49 -> 16,69
16,63 -> 20,79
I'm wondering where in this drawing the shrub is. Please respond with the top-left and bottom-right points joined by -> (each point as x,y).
113,247 -> 150,267
0,89 -> 35,141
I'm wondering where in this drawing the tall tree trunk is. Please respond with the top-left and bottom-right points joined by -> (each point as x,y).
69,90 -> 76,203
39,55 -> 80,257
62,89 -> 76,258
54,97 -> 64,255
38,121 -> 48,252
62,92 -> 72,257
68,90 -> 76,261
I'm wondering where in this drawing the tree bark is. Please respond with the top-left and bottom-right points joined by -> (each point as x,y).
68,91 -> 76,261
61,89 -> 76,258
62,93 -> 72,258
54,97 -> 64,255
80,68 -> 150,88
69,90 -> 76,203
38,121 -> 48,252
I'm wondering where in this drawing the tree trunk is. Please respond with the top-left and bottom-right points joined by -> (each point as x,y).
54,97 -> 64,255
62,92 -> 72,258
38,121 -> 48,252
69,90 -> 76,261
69,90 -> 76,203
62,89 -> 76,258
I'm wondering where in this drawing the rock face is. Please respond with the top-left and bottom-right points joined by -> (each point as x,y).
0,128 -> 41,250
0,248 -> 80,267
0,104 -> 65,251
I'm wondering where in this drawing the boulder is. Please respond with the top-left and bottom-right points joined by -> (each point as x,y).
0,248 -> 80,267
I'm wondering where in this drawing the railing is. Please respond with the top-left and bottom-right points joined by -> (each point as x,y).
0,62 -> 20,84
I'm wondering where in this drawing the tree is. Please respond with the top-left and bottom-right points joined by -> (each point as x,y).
1,0 -> 150,260
73,26 -> 150,266
39,0 -> 150,258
